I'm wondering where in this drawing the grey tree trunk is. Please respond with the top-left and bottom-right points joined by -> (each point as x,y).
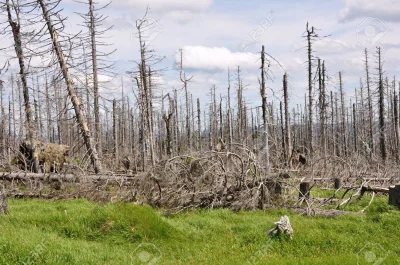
365,49 -> 374,158
197,98 -> 201,151
283,73 -> 292,167
6,0 -> 39,173
39,0 -> 102,173
89,0 -> 102,156
0,185 -> 8,215
261,46 -> 270,176
377,47 -> 387,162
339,72 -> 348,156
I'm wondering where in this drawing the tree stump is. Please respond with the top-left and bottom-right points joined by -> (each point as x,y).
334,178 -> 342,189
274,182 -> 282,195
299,182 -> 310,199
0,185 -> 8,215
389,184 -> 400,209
267,215 -> 294,239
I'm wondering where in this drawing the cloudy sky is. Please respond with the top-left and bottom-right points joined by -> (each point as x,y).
2,0 -> 400,109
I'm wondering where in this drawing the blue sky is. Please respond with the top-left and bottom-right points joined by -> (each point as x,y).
1,0 -> 400,110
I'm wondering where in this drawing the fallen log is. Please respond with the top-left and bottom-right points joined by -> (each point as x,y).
0,172 -> 135,183
361,186 -> 389,194
289,207 -> 365,217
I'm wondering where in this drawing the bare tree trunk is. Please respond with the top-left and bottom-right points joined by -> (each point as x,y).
353,102 -> 358,154
283,73 -> 292,167
365,49 -> 374,158
377,47 -> 387,162
6,0 -> 39,172
163,96 -> 174,157
45,74 -> 52,142
227,70 -> 233,149
307,23 -> 314,156
339,72 -> 348,157
88,0 -> 102,156
197,98 -> 201,151
320,60 -> 327,168
394,92 -> 400,163
261,46 -> 270,176
39,0 -> 102,173
113,99 -> 118,164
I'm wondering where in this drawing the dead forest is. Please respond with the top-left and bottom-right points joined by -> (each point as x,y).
0,1 -> 399,213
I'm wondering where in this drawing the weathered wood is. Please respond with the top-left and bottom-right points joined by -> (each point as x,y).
0,173 -> 134,183
274,182 -> 282,195
334,178 -> 342,189
0,185 -> 8,214
362,186 -> 389,193
389,184 -> 400,209
299,182 -> 310,199
38,0 -> 102,173
267,215 -> 293,239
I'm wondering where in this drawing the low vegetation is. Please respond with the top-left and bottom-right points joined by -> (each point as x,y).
0,197 -> 399,265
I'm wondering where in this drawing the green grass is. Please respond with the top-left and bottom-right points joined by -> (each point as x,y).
0,197 -> 399,265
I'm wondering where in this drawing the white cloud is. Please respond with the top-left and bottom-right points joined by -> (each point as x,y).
177,46 -> 259,71
103,0 -> 214,12
313,39 -> 354,54
338,0 -> 400,22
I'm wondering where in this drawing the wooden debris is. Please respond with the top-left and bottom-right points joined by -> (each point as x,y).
0,185 -> 8,215
267,215 -> 293,239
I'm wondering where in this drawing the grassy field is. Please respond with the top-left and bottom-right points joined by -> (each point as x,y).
0,196 -> 399,265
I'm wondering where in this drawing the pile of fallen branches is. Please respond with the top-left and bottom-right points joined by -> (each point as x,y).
133,145 -> 284,211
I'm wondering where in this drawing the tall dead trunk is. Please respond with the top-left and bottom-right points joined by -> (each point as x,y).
89,0 -> 102,156
283,73 -> 292,167
377,47 -> 387,162
320,61 -> 327,168
39,0 -> 102,173
306,23 -> 314,156
339,72 -> 348,156
227,70 -> 233,149
197,98 -> 201,151
6,0 -> 39,172
113,99 -> 118,164
163,96 -> 174,157
394,91 -> 400,163
365,49 -> 374,158
261,45 -> 270,176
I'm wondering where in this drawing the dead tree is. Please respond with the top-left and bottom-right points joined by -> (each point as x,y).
179,49 -> 193,150
227,69 -> 233,149
5,0 -> 39,172
320,61 -> 327,166
113,99 -> 118,164
339,72 -> 348,157
305,23 -> 317,156
365,49 -> 375,158
394,84 -> 400,162
260,45 -> 270,176
76,0 -> 116,156
377,47 -> 387,162
197,98 -> 201,151
163,95 -> 174,157
283,73 -> 292,167
38,0 -> 102,173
